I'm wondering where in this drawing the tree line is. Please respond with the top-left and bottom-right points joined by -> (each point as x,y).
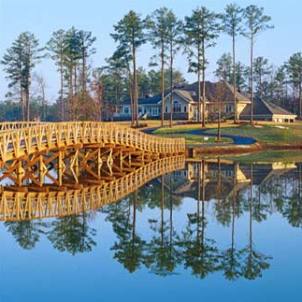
1,4 -> 302,125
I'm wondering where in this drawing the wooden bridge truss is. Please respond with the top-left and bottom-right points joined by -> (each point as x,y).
0,155 -> 185,221
0,122 -> 185,187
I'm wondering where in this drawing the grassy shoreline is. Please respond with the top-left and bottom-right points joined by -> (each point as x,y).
151,121 -> 302,146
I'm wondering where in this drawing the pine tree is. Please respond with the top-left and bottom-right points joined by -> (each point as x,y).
77,30 -> 96,93
2,32 -> 44,121
111,11 -> 146,127
243,5 -> 273,124
47,29 -> 67,120
48,28 -> 96,120
286,53 -> 302,118
222,3 -> 244,123
253,56 -> 272,100
146,7 -> 170,127
166,10 -> 182,128
184,7 -> 221,127
215,53 -> 233,82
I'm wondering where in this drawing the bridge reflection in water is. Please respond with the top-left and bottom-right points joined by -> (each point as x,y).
1,157 -> 302,282
0,156 -> 185,221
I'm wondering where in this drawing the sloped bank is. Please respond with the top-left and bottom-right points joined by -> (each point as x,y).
187,142 -> 302,157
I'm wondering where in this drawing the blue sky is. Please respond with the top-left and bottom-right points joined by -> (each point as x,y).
0,0 -> 301,102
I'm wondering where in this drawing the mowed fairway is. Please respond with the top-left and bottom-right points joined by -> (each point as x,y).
150,121 -> 302,145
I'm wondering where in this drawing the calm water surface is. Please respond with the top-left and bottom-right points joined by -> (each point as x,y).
0,159 -> 302,302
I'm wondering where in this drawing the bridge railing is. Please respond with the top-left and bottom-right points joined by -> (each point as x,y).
0,155 -> 185,221
0,121 -> 43,131
0,122 -> 185,163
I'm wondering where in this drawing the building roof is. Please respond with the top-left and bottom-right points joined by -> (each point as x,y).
240,98 -> 296,118
263,100 -> 296,115
121,81 -> 251,106
182,81 -> 251,104
173,89 -> 195,103
122,94 -> 162,106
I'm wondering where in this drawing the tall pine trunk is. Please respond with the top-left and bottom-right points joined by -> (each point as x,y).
25,87 -> 30,121
20,83 -> 25,121
169,43 -> 174,128
233,34 -> 238,123
250,35 -> 254,124
60,62 -> 64,121
197,44 -> 201,123
74,66 -> 78,96
217,102 -> 221,141
126,62 -> 134,127
202,40 -> 206,128
82,49 -> 87,93
68,66 -> 74,120
132,43 -> 138,127
160,42 -> 165,127
299,83 -> 302,119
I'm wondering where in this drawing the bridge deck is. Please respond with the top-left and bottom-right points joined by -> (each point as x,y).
0,122 -> 185,163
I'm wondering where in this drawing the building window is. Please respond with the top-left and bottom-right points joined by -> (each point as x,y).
151,107 -> 158,116
165,106 -> 168,113
124,106 -> 129,114
173,101 -> 182,113
225,104 -> 233,113
184,106 -> 187,113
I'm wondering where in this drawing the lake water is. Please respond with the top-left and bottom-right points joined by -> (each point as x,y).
0,157 -> 302,302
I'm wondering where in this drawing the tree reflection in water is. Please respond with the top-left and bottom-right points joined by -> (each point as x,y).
5,220 -> 46,250
145,175 -> 181,276
108,192 -> 146,273
240,164 -> 271,280
47,214 -> 97,255
177,161 -> 220,278
6,159 -> 302,280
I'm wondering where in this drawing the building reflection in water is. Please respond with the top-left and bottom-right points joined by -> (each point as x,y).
1,157 -> 302,281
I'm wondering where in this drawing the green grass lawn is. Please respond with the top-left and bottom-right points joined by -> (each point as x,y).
154,131 -> 232,145
225,150 -> 302,163
153,122 -> 302,145
205,124 -> 302,144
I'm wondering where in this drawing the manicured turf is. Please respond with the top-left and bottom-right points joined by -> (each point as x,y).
154,122 -> 302,145
225,150 -> 302,163
154,132 -> 232,145
205,124 -> 302,144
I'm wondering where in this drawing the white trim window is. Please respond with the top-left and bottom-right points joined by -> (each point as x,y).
151,107 -> 159,116
225,104 -> 233,113
123,106 -> 130,115
173,101 -> 182,113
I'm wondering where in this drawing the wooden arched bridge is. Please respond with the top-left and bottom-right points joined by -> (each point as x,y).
0,155 -> 185,221
0,122 -> 185,187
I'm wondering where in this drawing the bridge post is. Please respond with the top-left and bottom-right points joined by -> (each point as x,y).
57,150 -> 65,186
39,155 -> 48,186
97,148 -> 102,178
70,150 -> 79,183
16,161 -> 24,187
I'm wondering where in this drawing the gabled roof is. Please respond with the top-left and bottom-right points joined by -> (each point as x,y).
263,100 -> 296,115
240,98 -> 296,117
173,89 -> 195,103
182,81 -> 251,104
122,94 -> 162,106
121,80 -> 251,106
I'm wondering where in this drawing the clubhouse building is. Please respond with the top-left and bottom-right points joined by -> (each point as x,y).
115,81 -> 296,123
